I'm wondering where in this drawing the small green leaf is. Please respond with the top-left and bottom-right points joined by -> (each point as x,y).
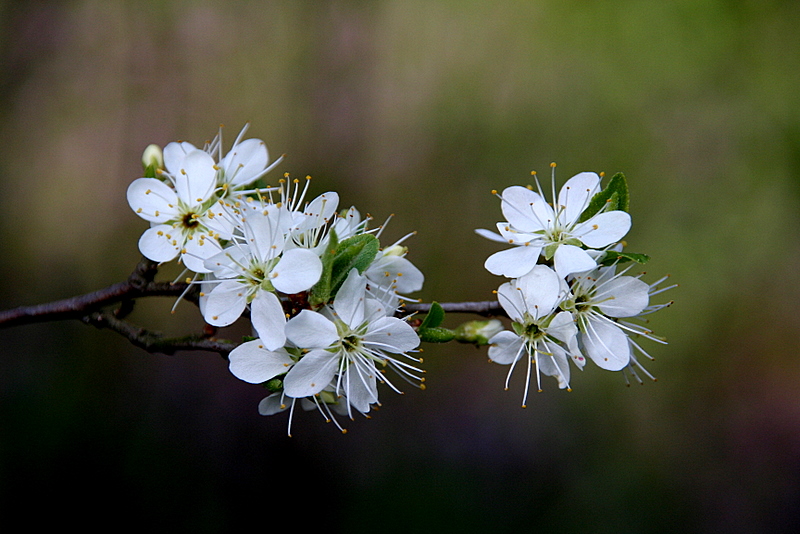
418,326 -> 456,343
420,302 -> 445,330
308,230 -> 340,307
329,233 -> 380,296
308,232 -> 380,307
578,172 -> 630,223
597,250 -> 650,266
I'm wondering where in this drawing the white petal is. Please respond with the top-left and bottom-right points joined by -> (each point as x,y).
221,138 -> 268,187
138,224 -> 180,262
582,317 -> 631,371
203,280 -> 248,327
163,141 -> 198,175
474,227 -> 506,243
553,244 -> 598,278
302,191 -> 340,223
258,393 -> 289,415
181,233 -> 223,274
228,340 -> 294,384
271,248 -> 323,294
127,178 -> 180,223
364,316 -> 420,353
595,276 -> 650,318
174,150 -> 217,205
546,311 -> 578,345
250,291 -> 288,351
333,269 -> 367,328
500,186 -> 552,233
366,255 -> 424,294
342,363 -> 379,413
483,245 -> 541,278
496,280 -> 526,322
516,265 -> 562,318
283,349 -> 339,398
558,172 -> 601,225
488,330 -> 526,365
285,309 -> 339,349
572,210 -> 631,248
536,343 -> 571,389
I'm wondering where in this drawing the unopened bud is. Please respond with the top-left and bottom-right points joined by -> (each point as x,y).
142,144 -> 164,175
454,319 -> 504,346
382,244 -> 407,257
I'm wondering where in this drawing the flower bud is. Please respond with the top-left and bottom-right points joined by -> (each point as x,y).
141,144 -> 164,177
454,319 -> 504,346
382,244 -> 407,257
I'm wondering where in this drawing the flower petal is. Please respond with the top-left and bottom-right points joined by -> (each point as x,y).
283,348 -> 339,398
500,186 -> 553,233
228,340 -> 294,384
572,210 -> 631,248
285,309 -> 339,349
203,280 -> 248,327
595,276 -> 650,318
582,317 -> 631,371
488,330 -> 526,365
342,362 -> 379,413
333,269 -> 367,328
138,224 -> 180,263
516,265 -> 562,319
557,172 -> 601,225
258,393 -> 289,415
250,290 -> 288,351
553,244 -> 598,278
271,248 -> 323,294
364,316 -> 420,353
483,245 -> 541,278
221,138 -> 268,187
163,141 -> 198,175
174,150 -> 217,206
127,178 -> 180,223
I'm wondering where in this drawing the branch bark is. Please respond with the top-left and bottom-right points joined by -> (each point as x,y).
0,258 -> 504,357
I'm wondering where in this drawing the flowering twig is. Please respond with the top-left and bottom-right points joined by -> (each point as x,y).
0,258 -> 504,357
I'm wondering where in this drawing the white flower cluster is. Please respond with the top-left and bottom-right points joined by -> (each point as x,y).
477,164 -> 674,406
127,125 -> 425,435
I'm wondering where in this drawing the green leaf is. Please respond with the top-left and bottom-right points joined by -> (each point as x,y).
597,250 -> 650,266
329,233 -> 380,293
577,172 -> 630,223
308,230 -> 340,307
308,232 -> 380,307
419,302 -> 445,330
418,326 -> 456,343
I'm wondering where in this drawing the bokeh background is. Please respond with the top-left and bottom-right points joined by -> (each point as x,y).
2,1 -> 799,531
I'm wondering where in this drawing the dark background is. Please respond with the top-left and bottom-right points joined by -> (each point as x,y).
2,1 -> 800,532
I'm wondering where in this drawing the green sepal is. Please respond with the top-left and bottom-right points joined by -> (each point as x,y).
264,377 -> 284,392
578,172 -> 630,223
143,164 -> 159,179
511,321 -> 525,336
597,250 -> 650,266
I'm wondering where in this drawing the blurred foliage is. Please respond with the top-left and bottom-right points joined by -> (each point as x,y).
2,0 -> 800,531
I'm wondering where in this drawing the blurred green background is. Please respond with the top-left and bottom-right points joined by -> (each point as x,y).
2,0 -> 800,531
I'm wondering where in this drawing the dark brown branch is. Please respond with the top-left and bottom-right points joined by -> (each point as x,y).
82,310 -> 236,356
0,258 -> 505,357
402,300 -> 504,317
0,257 -> 195,328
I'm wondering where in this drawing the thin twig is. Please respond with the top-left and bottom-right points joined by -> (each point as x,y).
82,310 -> 236,356
0,259 -> 505,357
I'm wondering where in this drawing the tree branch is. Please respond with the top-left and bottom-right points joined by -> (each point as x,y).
0,257 -> 195,328
0,258 -> 505,357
